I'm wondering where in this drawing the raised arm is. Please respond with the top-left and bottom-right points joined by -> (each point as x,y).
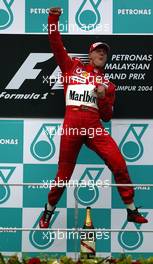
48,7 -> 73,73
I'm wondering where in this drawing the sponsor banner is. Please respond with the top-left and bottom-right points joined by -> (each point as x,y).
25,0 -> 112,34
0,118 -> 152,256
111,120 -> 153,165
23,119 -> 111,164
0,164 -> 23,207
22,208 -> 67,252
1,0 -> 153,35
0,120 -> 23,163
23,164 -> 67,208
0,0 -> 24,33
25,0 -> 68,34
113,0 -> 153,33
67,165 -> 112,209
112,165 -> 153,209
111,209 -> 153,252
0,208 -> 22,252
0,34 -> 153,118
68,0 -> 112,35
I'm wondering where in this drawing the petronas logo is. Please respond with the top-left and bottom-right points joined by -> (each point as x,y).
29,211 -> 59,249
75,0 -> 101,31
118,211 -> 148,250
0,0 -> 14,30
74,168 -> 104,205
30,124 -> 60,161
0,167 -> 15,203
119,124 -> 148,162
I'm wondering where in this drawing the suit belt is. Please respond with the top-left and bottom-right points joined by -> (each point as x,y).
67,105 -> 98,113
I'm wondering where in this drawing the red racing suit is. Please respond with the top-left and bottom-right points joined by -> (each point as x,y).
48,13 -> 134,205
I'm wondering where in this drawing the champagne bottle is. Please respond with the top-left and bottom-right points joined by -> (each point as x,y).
80,207 -> 96,259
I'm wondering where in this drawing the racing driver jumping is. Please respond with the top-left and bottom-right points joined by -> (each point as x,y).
39,7 -> 148,228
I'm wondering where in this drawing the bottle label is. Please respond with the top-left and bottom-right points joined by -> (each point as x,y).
81,240 -> 96,253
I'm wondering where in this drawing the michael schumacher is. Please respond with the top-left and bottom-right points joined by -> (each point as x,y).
39,7 -> 148,228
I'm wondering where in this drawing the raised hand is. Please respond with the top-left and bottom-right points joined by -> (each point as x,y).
49,7 -> 62,16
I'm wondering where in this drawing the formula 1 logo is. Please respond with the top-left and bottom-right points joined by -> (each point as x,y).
4,53 -> 52,90
0,166 -> 15,203
0,0 -> 14,30
119,124 -> 148,162
76,0 -> 101,31
2,53 -> 88,93
74,167 -> 104,205
30,124 -> 60,161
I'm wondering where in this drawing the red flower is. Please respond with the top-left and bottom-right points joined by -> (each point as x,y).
28,258 -> 41,264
